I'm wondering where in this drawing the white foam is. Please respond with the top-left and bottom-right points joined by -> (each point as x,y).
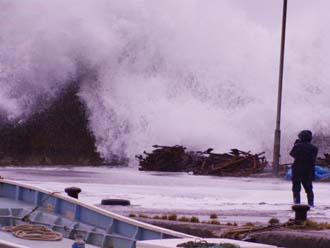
1,1 -> 330,161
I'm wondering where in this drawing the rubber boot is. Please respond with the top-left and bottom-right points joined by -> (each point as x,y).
307,192 -> 314,207
293,192 -> 300,204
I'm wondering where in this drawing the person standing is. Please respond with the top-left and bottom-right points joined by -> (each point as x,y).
290,130 -> 318,207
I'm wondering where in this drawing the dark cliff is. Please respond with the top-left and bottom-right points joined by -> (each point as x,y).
0,85 -> 103,165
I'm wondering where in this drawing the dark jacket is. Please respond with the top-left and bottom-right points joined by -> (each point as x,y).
290,141 -> 318,181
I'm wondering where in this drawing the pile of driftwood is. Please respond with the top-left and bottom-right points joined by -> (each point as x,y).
136,145 -> 267,176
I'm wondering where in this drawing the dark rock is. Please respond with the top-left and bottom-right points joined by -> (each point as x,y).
0,84 -> 103,165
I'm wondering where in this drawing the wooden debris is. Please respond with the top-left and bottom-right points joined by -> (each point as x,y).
136,145 -> 187,172
136,146 -> 268,176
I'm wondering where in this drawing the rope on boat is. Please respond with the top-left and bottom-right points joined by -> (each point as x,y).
2,224 -> 63,241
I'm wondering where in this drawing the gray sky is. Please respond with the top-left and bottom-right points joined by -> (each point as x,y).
232,0 -> 282,27
232,0 -> 328,29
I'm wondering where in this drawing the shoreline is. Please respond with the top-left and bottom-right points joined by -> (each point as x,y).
97,199 -> 330,227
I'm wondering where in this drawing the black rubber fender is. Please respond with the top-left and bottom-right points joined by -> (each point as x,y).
101,199 -> 131,206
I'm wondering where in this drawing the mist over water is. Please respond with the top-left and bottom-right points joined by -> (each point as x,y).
1,0 -> 330,162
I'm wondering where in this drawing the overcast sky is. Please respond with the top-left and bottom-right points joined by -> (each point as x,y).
233,0 -> 327,29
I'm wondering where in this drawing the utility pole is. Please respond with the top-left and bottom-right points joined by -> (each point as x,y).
273,0 -> 288,175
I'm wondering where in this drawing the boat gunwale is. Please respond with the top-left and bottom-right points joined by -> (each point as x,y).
0,178 -> 194,239
0,238 -> 30,248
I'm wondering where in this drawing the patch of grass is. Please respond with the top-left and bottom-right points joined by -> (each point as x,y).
138,214 -> 149,218
297,220 -> 330,230
153,215 -> 161,219
178,216 -> 190,222
243,222 -> 255,227
177,241 -> 239,248
220,244 -> 240,248
168,214 -> 177,221
161,215 -> 168,220
268,217 -> 280,226
190,216 -> 200,223
208,220 -> 220,225
177,241 -> 216,247
128,213 -> 136,218
319,222 -> 330,229
210,213 -> 218,219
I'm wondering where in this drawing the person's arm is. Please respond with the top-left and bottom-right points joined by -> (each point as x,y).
290,145 -> 298,158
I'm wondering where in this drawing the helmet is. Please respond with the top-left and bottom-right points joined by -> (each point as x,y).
298,130 -> 312,142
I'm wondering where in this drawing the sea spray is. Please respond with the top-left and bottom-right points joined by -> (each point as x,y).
1,1 -> 330,162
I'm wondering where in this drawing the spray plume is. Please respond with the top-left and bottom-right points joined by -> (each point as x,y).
1,0 -> 330,162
